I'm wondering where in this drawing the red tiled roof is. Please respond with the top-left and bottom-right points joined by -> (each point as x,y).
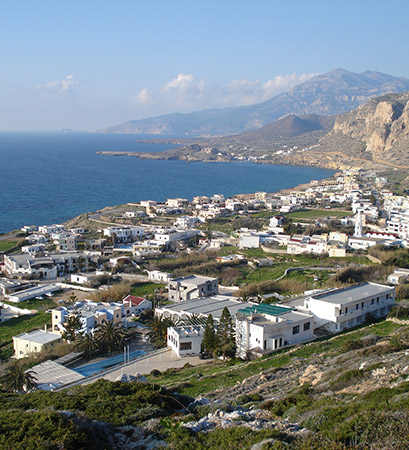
123,295 -> 146,306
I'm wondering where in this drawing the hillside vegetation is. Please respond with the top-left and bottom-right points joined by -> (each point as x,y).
1,317 -> 409,449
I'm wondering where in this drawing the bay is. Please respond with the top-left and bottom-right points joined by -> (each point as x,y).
0,131 -> 334,233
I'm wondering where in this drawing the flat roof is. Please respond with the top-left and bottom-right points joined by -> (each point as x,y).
170,325 -> 205,337
9,283 -> 59,299
31,360 -> 84,390
0,278 -> 22,288
310,282 -> 393,305
171,275 -> 218,285
238,304 -> 293,317
158,295 -> 254,319
14,329 -> 61,345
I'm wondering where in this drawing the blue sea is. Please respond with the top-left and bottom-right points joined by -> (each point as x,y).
0,131 -> 334,233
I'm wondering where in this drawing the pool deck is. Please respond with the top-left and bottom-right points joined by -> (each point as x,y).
67,348 -> 208,387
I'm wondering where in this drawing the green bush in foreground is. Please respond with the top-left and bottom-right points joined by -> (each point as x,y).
0,410 -> 98,450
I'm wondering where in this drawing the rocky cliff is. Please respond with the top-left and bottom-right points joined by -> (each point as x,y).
319,91 -> 409,168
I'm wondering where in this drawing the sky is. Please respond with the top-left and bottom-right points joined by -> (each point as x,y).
1,0 -> 409,131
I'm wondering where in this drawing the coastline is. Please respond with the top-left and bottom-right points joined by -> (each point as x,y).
1,168 -> 336,237
0,131 -> 335,234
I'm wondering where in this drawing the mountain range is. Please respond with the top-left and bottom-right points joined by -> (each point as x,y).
101,69 -> 409,137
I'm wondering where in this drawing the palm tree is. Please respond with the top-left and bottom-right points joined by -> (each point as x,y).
95,319 -> 126,353
148,316 -> 176,349
0,361 -> 38,393
74,332 -> 99,358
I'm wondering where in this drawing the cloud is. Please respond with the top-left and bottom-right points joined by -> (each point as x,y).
38,75 -> 76,95
137,88 -> 152,104
131,72 -> 318,111
222,73 -> 319,106
161,73 -> 206,106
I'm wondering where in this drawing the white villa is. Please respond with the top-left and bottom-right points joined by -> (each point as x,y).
167,325 -> 205,357
302,282 -> 395,333
167,275 -> 218,302
235,304 -> 314,358
103,226 -> 145,242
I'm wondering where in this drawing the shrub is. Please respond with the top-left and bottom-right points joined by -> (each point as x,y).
330,369 -> 367,391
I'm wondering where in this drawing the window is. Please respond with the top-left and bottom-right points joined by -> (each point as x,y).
361,302 -> 364,309
292,325 -> 300,335
304,322 -> 310,331
345,307 -> 348,314
356,304 -> 359,310
180,342 -> 192,350
371,299 -> 374,305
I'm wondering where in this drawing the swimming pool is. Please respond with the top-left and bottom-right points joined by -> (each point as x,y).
74,350 -> 146,377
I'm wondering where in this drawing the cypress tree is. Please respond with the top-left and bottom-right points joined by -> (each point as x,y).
216,307 -> 236,359
202,314 -> 217,354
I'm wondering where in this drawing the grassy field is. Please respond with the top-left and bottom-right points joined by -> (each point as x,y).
0,240 -> 18,252
130,282 -> 166,297
1,297 -> 56,311
286,209 -> 351,220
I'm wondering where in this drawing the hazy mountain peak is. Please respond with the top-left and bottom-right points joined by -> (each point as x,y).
101,69 -> 409,137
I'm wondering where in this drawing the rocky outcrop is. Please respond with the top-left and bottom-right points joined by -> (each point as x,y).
183,406 -> 308,436
320,92 -> 409,167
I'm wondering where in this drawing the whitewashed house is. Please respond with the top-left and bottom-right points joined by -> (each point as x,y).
388,268 -> 409,285
168,275 -> 218,302
302,282 -> 395,333
167,325 -> 205,357
235,304 -> 314,358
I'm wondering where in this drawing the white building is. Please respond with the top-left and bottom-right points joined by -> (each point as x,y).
225,200 -> 244,212
21,225 -> 38,233
387,215 -> 409,239
348,236 -> 381,250
167,325 -> 205,357
156,295 -> 255,322
153,228 -> 198,246
168,275 -> 218,302
211,194 -> 225,204
147,270 -> 173,283
103,226 -> 145,242
26,234 -> 48,244
70,273 -> 95,285
174,216 -> 201,229
140,200 -> 157,207
268,215 -> 286,234
7,283 -> 59,303
122,295 -> 152,315
52,301 -> 125,335
235,304 -> 314,358
166,198 -> 189,208
38,224 -> 65,235
4,254 -> 58,279
388,268 -> 409,285
303,282 -> 395,333
287,235 -> 327,255
239,233 -> 260,249
4,252 -> 89,279
21,244 -> 46,255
